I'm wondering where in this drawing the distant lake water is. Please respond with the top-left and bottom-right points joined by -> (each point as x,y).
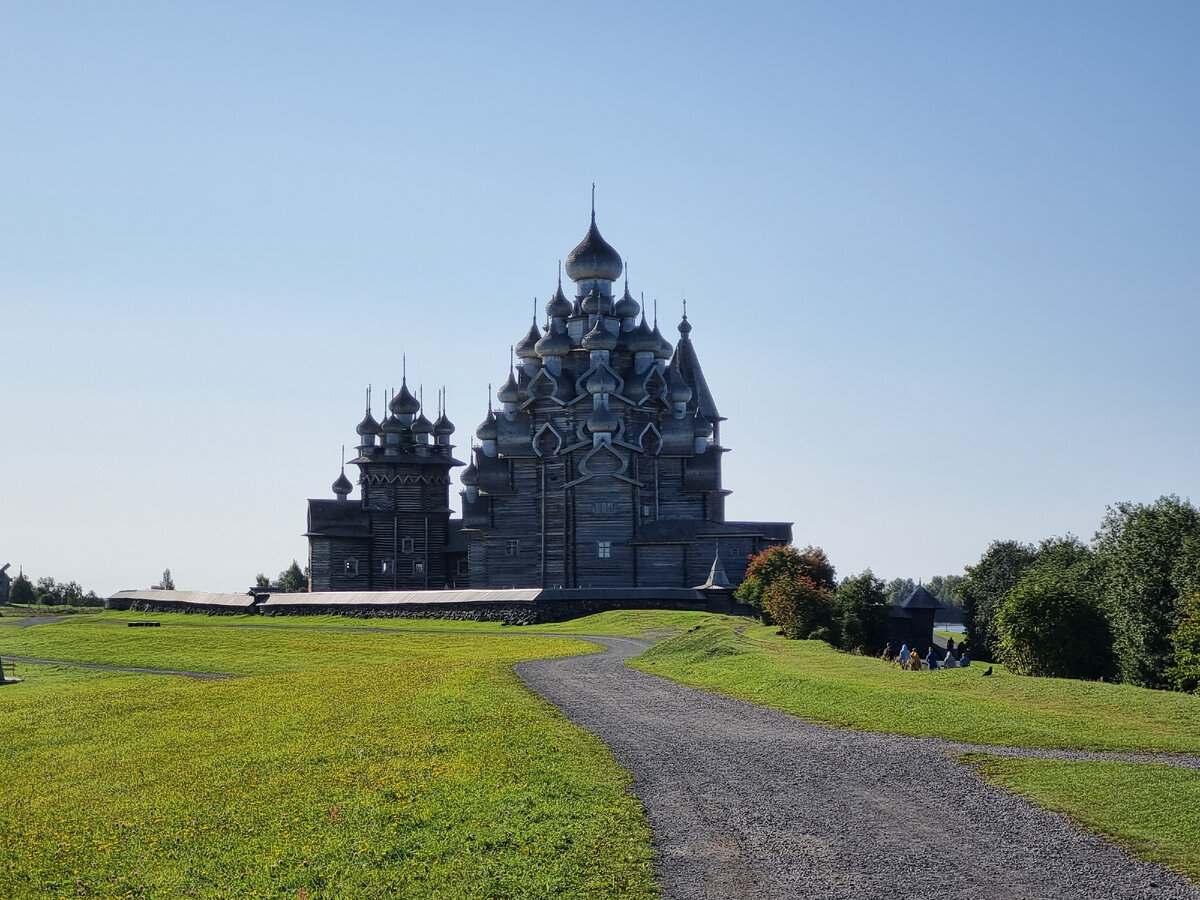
936,624 -> 966,633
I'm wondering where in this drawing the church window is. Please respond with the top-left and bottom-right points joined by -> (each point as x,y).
728,547 -> 741,558
381,560 -> 392,575
642,504 -> 653,518
400,538 -> 415,553
457,559 -> 469,576
597,541 -> 612,559
506,540 -> 520,557
592,501 -> 615,515
413,560 -> 425,576
343,559 -> 359,577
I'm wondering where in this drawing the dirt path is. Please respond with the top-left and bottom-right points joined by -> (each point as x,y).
2,656 -> 235,680
517,636 -> 1200,900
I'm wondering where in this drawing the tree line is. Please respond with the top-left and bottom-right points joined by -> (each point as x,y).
6,574 -> 104,607
736,494 -> 1200,692
960,495 -> 1200,689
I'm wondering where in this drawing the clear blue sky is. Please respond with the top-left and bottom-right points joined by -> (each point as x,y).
2,2 -> 1197,595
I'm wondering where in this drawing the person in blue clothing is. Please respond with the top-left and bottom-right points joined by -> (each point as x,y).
925,647 -> 939,670
959,648 -> 971,667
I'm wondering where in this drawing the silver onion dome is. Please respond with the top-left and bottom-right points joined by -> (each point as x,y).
565,213 -> 623,283
514,321 -> 541,359
535,327 -> 571,357
582,318 -> 618,351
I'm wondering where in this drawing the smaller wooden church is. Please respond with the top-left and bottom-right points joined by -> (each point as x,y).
306,207 -> 791,592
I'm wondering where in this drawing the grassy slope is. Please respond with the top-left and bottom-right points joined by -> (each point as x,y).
969,756 -> 1200,882
631,622 -> 1200,882
631,623 -> 1200,752
0,619 -> 654,899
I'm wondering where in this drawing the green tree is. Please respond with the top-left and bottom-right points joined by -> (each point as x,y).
1095,496 -> 1200,688
994,537 -> 1113,680
253,561 -> 310,593
35,576 -> 59,606
736,545 -> 802,614
960,540 -> 1038,663
160,568 -> 175,590
739,545 -> 836,640
275,560 -> 309,593
883,577 -> 916,607
995,571 -> 1115,680
926,574 -> 965,609
1166,593 -> 1200,693
1172,531 -> 1200,599
833,570 -> 890,654
9,573 -> 34,606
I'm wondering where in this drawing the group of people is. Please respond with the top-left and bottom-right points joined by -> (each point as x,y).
881,638 -> 970,671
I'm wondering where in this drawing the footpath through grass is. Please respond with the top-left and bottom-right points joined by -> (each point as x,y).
632,621 -> 1200,884
969,756 -> 1200,883
0,618 -> 655,899
631,622 -> 1200,752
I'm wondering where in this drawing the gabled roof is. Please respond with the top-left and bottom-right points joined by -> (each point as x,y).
901,585 -> 942,609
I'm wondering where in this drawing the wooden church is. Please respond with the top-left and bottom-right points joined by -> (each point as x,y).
306,208 -> 791,592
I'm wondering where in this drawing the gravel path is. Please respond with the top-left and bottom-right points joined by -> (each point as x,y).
517,636 -> 1200,900
0,615 -> 70,627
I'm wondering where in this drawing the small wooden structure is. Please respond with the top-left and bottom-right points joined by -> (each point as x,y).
889,585 -> 942,652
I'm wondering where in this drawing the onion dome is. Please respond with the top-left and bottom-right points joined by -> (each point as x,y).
587,405 -> 619,434
497,370 -> 520,404
412,412 -> 433,436
381,413 -> 406,434
515,321 -> 542,359
535,326 -> 571,357
356,410 -> 381,436
565,213 -> 623,283
586,367 -> 617,395
582,318 -> 618,351
614,281 -> 640,319
668,365 -> 693,404
678,313 -> 693,337
581,287 -> 609,316
460,458 -> 479,487
546,278 -> 573,319
628,314 -> 659,353
652,322 -> 674,360
390,380 -> 420,416
332,470 -> 353,496
433,412 -> 455,437
475,408 -> 499,442
693,413 -> 714,439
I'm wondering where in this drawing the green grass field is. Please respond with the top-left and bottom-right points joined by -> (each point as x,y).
0,618 -> 655,899
968,756 -> 1200,882
631,622 -> 1200,752
7,609 -> 1200,893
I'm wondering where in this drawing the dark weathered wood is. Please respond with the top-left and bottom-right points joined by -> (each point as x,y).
308,216 -> 791,593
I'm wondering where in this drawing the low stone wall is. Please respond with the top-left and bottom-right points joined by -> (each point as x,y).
106,587 -> 753,624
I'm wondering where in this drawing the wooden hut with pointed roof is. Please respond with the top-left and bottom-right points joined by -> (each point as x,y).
889,584 -> 943,652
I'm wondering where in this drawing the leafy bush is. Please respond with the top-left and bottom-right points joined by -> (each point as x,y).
996,572 -> 1115,680
832,570 -> 890,654
1167,593 -> 1200,693
739,545 -> 836,639
24,576 -> 104,607
960,540 -> 1037,663
1095,496 -> 1200,688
